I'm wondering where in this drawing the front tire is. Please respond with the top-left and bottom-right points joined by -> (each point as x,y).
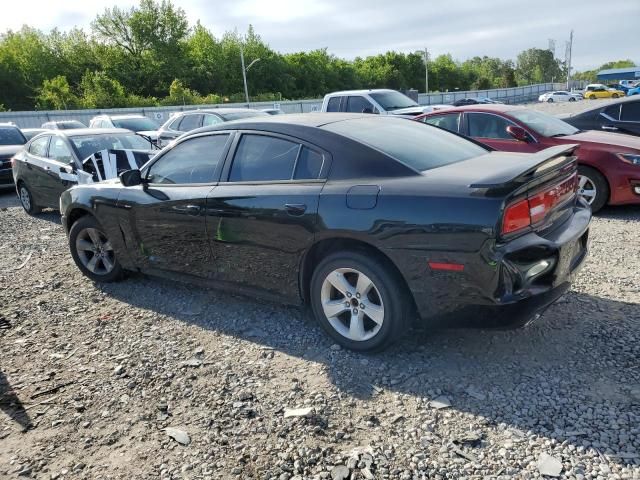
569,97 -> 576,102
547,98 -> 554,103
611,93 -> 619,99
69,215 -> 123,282
578,166 -> 609,213
17,181 -> 41,215
310,251 -> 410,352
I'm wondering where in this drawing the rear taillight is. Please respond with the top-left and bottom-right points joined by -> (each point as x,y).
502,173 -> 578,235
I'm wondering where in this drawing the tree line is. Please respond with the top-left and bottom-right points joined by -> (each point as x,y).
0,0 -> 632,112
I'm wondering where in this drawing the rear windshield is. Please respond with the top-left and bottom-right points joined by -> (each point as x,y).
323,117 -> 487,172
0,127 -> 26,146
57,121 -> 86,129
218,111 -> 270,121
70,133 -> 153,159
112,117 -> 158,131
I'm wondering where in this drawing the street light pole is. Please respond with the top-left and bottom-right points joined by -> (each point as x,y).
240,41 -> 261,107
424,47 -> 429,93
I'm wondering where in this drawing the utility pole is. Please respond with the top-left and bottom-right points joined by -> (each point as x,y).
424,47 -> 429,93
565,30 -> 573,90
240,42 -> 250,107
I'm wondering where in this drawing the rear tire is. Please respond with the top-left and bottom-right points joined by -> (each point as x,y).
612,93 -> 619,99
69,215 -> 124,282
17,181 -> 41,215
569,97 -> 576,102
589,95 -> 597,100
578,166 -> 609,213
310,250 -> 410,352
547,98 -> 554,103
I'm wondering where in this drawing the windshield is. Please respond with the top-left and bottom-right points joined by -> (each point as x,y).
112,117 -> 158,132
57,121 -> 86,129
323,117 -> 487,172
369,91 -> 419,111
70,133 -> 153,159
0,127 -> 26,145
219,111 -> 270,121
510,109 -> 579,137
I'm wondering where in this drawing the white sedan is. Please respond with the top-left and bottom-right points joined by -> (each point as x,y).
538,91 -> 582,103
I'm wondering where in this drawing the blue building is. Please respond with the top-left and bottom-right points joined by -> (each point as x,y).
597,67 -> 640,81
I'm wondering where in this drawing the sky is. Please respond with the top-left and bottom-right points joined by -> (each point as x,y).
0,0 -> 638,71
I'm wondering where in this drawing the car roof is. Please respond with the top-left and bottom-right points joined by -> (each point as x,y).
32,128 -> 135,138
174,108 -> 265,116
193,113 -> 374,132
93,114 -> 148,120
324,89 -> 399,96
421,104 -> 523,116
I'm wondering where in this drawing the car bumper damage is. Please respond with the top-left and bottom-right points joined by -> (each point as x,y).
387,203 -> 591,330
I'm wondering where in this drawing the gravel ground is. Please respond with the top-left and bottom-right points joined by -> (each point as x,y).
1,100 -> 639,480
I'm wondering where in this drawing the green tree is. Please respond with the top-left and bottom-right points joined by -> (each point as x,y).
37,75 -> 78,109
515,48 -> 563,84
79,71 -> 127,108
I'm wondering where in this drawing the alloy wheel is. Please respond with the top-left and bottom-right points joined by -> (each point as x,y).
75,227 -> 116,275
19,186 -> 31,211
320,268 -> 385,342
578,175 -> 597,205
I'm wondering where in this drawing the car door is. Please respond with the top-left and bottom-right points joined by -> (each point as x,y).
463,112 -> 539,153
205,132 -> 328,299
21,135 -> 52,206
39,135 -> 79,207
116,133 -> 232,276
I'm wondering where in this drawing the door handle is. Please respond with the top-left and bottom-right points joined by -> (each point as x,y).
285,203 -> 307,216
172,204 -> 202,215
601,125 -> 618,131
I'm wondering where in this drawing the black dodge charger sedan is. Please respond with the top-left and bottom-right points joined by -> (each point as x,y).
60,114 -> 591,351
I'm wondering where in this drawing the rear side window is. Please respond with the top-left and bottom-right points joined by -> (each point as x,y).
467,113 -> 513,139
203,114 -> 223,126
178,114 -> 202,132
346,96 -> 374,113
423,113 -> 460,133
29,136 -> 50,156
621,102 -> 640,121
0,128 -> 26,145
326,97 -> 341,112
294,147 -> 324,180
147,134 -> 229,184
229,135 -> 301,182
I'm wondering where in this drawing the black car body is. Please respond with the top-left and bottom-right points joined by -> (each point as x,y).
12,128 -> 155,212
60,114 -> 591,351
0,126 -> 27,188
560,96 -> 640,136
157,108 -> 270,147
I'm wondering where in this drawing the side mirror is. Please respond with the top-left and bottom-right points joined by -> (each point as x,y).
506,125 -> 531,142
120,169 -> 143,187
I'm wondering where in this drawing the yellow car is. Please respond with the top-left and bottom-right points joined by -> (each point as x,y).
583,84 -> 625,99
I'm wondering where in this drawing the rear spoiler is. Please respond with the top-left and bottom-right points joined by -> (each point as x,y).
470,144 -> 578,192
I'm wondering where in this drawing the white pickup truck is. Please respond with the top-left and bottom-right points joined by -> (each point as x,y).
320,89 -> 447,116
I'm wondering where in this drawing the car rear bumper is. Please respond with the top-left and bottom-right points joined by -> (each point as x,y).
387,202 -> 591,329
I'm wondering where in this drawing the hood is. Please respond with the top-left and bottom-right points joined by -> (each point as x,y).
564,130 -> 640,151
0,145 -> 23,158
389,105 -> 435,116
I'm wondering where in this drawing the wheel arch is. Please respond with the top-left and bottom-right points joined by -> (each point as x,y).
298,236 -> 416,314
65,206 -> 94,232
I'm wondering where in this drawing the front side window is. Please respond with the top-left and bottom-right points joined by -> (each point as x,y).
203,114 -> 223,126
178,114 -> 203,132
423,113 -> 461,133
467,113 -> 515,140
326,97 -> 341,112
346,96 -> 374,113
49,137 -> 74,163
29,136 -> 50,156
229,135 -> 302,182
146,134 -> 229,185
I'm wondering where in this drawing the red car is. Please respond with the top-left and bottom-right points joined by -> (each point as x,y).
415,105 -> 640,212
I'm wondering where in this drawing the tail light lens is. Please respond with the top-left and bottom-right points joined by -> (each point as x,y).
502,173 -> 578,235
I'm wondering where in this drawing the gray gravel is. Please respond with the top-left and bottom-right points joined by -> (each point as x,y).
1,109 -> 639,479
